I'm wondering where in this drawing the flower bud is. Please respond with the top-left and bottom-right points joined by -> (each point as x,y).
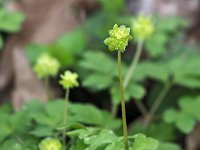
34,53 -> 60,79
104,24 -> 132,52
59,70 -> 79,89
38,138 -> 62,150
132,15 -> 154,40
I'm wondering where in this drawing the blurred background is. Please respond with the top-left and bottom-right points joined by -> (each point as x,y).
0,0 -> 200,149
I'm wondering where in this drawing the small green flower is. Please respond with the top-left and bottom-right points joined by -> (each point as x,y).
104,24 -> 132,52
34,53 -> 60,79
132,15 -> 154,40
38,138 -> 62,150
59,70 -> 79,89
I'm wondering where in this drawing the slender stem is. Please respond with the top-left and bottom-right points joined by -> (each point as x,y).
117,51 -> 129,150
111,104 -> 118,117
112,40 -> 147,117
123,40 -> 143,88
145,81 -> 172,127
13,134 -> 24,145
135,100 -> 148,116
44,76 -> 51,100
63,88 -> 70,145
123,40 -> 148,116
151,82 -> 172,115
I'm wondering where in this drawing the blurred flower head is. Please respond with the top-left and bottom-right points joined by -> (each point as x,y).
59,70 -> 79,89
104,24 -> 132,52
33,53 -> 60,79
38,138 -> 62,150
132,15 -> 154,40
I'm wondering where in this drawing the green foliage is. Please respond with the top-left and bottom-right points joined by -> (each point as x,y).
0,1 -> 198,148
30,100 -> 121,131
69,140 -> 87,150
79,51 -> 117,90
0,8 -> 25,48
98,0 -> 125,13
26,28 -> 87,66
0,102 -> 12,114
163,96 -> 200,133
0,97 -> 160,149
79,51 -> 146,105
132,123 -> 181,150
0,138 -> 38,150
133,134 -> 159,150
68,128 -> 159,150
145,16 -> 188,57
0,100 -> 121,149
25,44 -> 48,64
132,122 -> 176,142
134,45 -> 200,89
111,83 -> 145,104
0,140 -> 26,150
145,33 -> 167,57
0,107 -> 33,142
157,142 -> 181,150
0,8 -> 25,32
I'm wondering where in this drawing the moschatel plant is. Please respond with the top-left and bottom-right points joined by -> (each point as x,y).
59,70 -> 79,144
104,24 -> 132,150
123,15 -> 154,118
34,53 -> 60,100
125,15 -> 154,87
103,17 -> 158,150
0,0 -> 196,148
103,16 -> 155,148
36,23 -> 159,150
104,15 -> 155,118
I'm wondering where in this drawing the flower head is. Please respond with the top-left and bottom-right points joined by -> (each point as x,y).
59,70 -> 79,89
132,15 -> 154,40
104,24 -> 132,52
34,53 -> 60,79
38,138 -> 62,150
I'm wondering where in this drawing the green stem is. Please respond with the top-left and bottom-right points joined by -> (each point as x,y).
117,51 -> 129,150
44,76 -> 51,100
123,40 -> 148,116
112,40 -> 147,117
63,88 -> 70,145
123,40 -> 143,89
145,81 -> 172,127
13,134 -> 24,145
111,104 -> 118,117
135,100 -> 148,117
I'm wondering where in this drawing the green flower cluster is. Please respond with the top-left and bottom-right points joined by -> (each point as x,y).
59,70 -> 79,89
38,138 -> 62,150
132,15 -> 154,40
33,53 -> 60,79
104,24 -> 132,52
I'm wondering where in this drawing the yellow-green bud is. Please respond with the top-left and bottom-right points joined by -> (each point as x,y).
33,53 -> 60,79
104,24 -> 132,52
59,70 -> 79,89
38,138 -> 62,150
132,15 -> 154,40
